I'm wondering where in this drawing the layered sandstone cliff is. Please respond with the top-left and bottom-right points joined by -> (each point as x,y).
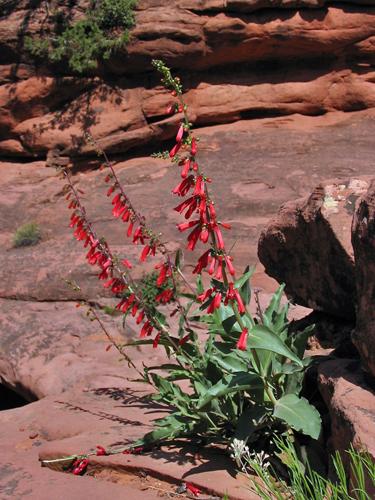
0,0 -> 375,159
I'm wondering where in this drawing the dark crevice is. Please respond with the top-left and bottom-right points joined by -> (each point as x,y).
185,1 -> 375,18
0,381 -> 37,410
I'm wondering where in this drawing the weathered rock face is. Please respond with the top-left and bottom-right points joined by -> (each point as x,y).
0,1 -> 375,158
258,178 -> 370,320
318,358 -> 375,494
352,180 -> 375,378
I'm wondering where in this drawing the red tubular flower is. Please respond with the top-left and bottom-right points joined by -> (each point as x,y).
107,185 -> 115,197
96,445 -> 107,456
153,332 -> 161,349
206,292 -> 222,314
215,257 -> 223,280
174,196 -> 197,216
176,124 -> 184,143
131,303 -> 139,317
122,259 -> 132,269
112,282 -> 126,294
102,258 -> 112,270
133,226 -> 145,245
113,201 -> 126,218
198,196 -> 207,218
234,289 -> 246,314
103,278 -> 116,289
169,142 -> 182,158
156,288 -> 174,304
140,321 -> 153,338
123,446 -> 144,455
193,250 -> 210,274
72,459 -> 89,475
140,244 -> 150,262
156,263 -> 169,286
187,225 -> 202,251
69,214 -> 80,227
197,287 -> 213,302
237,328 -> 248,351
213,225 -> 225,250
111,193 -> 121,206
224,255 -> 235,276
121,294 -> 136,313
172,175 -> 195,196
208,255 -> 216,276
177,220 -> 199,232
136,310 -> 145,325
115,299 -> 126,311
181,159 -> 190,178
122,208 -> 130,222
179,334 -> 190,345
186,483 -> 201,497
194,176 -> 205,197
98,269 -> 109,280
191,138 -> 197,156
208,202 -> 216,219
199,226 -> 209,243
127,220 -> 134,237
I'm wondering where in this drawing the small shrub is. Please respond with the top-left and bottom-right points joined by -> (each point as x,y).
25,0 -> 137,73
13,223 -> 41,248
137,271 -> 176,308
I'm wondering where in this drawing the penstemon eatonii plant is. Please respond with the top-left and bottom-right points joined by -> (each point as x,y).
56,60 -> 321,468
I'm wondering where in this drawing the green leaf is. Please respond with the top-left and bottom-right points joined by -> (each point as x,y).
234,266 -> 255,290
262,285 -> 289,336
235,406 -> 270,441
150,373 -> 187,406
288,325 -> 315,358
196,275 -> 204,295
283,369 -> 306,396
273,395 -> 321,439
197,371 -> 263,409
210,351 -> 249,374
222,314 -> 239,335
235,265 -> 254,305
139,414 -> 195,447
242,322 -> 304,367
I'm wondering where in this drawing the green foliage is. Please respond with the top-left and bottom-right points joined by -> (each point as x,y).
25,0 -> 137,73
139,271 -> 176,309
13,223 -> 41,248
129,270 -> 320,456
245,437 -> 375,500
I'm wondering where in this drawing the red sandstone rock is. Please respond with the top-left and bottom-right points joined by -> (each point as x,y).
0,2 -> 375,157
318,358 -> 375,495
352,180 -> 375,377
258,178 -> 371,319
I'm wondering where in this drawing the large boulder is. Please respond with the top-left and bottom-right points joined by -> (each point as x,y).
318,358 -> 375,495
352,180 -> 375,377
258,178 -> 370,320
